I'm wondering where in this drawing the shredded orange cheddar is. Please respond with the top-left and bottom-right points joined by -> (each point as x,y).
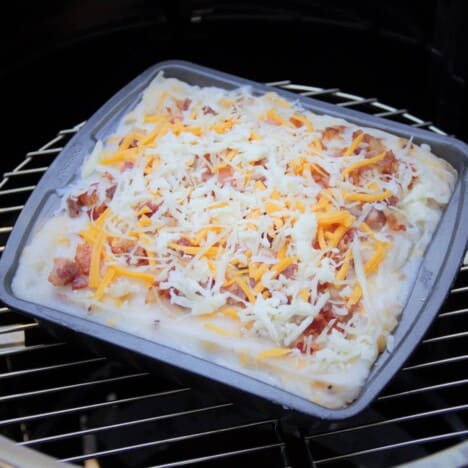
111,265 -> 154,284
203,323 -> 239,337
344,133 -> 364,156
94,267 -> 116,300
336,249 -> 352,282
88,230 -> 106,289
348,284 -> 362,305
316,210 -> 355,228
341,151 -> 387,177
343,191 -> 393,203
100,148 -> 139,165
364,242 -> 389,274
233,276 -> 256,303
168,242 -> 219,257
257,348 -> 292,360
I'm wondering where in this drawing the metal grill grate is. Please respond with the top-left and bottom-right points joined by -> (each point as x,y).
0,83 -> 466,467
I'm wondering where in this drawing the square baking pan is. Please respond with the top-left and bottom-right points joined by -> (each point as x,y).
0,60 -> 467,420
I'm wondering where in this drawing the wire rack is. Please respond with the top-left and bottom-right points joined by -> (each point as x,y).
0,82 -> 467,467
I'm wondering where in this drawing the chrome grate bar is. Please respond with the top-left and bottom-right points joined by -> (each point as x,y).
26,148 -> 63,157
422,331 -> 468,344
402,354 -> 468,371
0,372 -> 149,402
374,108 -> 408,118
314,430 -> 468,464
338,97 -> 377,107
0,205 -> 24,214
21,403 -> 234,446
151,443 -> 287,468
0,342 -> 65,356
300,88 -> 341,97
378,379 -> 468,400
0,388 -> 191,426
306,403 -> 468,440
60,419 -> 279,463
438,308 -> 468,318
3,167 -> 48,177
0,357 -> 107,380
0,185 -> 35,196
0,323 -> 38,335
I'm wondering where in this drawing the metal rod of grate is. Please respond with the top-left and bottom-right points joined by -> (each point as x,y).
0,81 -> 466,467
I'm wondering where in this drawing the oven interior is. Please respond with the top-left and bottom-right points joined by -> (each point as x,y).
0,1 -> 467,466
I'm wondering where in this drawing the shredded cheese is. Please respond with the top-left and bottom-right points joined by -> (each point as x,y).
203,323 -> 239,337
344,133 -> 364,156
257,348 -> 292,360
341,151 -> 387,177
95,267 -> 116,300
88,230 -> 106,288
343,191 -> 393,202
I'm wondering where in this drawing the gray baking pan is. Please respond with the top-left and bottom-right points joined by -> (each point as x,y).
0,60 -> 467,420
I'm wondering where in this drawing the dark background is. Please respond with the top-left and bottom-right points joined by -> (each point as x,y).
1,0 -> 467,174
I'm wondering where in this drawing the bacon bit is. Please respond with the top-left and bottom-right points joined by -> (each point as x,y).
131,246 -> 149,266
305,307 -> 334,337
296,340 -> 322,354
217,166 -> 234,186
121,161 -> 134,172
167,106 -> 183,123
109,238 -> 136,255
48,258 -> 79,286
408,175 -> 419,190
387,213 -> 407,231
364,208 -> 387,231
340,228 -> 356,249
175,237 -> 193,247
153,280 -> 172,300
66,198 -> 81,218
176,98 -> 192,111
75,242 -> 92,274
322,126 -> 345,142
362,133 -> 386,157
136,201 -> 159,217
311,170 -> 330,188
71,274 -> 89,290
103,172 -> 115,183
290,116 -> 303,128
77,190 -> 98,207
222,282 -> 248,304
294,306 -> 337,353
386,195 -> 399,206
91,203 -> 108,221
200,168 -> 211,182
106,184 -> 117,200
202,105 -> 217,115
281,263 -> 298,279
376,150 -> 398,174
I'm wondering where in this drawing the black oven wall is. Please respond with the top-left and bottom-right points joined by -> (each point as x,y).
1,0 -> 467,172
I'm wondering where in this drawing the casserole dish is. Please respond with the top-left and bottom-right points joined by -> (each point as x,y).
0,60 -> 467,419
